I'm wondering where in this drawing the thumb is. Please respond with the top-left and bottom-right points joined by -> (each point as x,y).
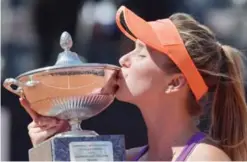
19,98 -> 39,122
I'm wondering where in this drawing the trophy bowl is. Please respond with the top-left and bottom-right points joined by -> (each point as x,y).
3,31 -> 120,136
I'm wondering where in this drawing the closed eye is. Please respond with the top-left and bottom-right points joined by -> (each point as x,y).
138,54 -> 146,58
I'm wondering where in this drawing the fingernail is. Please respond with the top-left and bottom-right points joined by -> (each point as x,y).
20,98 -> 26,102
19,98 -> 24,104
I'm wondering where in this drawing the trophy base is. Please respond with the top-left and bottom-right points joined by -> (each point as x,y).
28,134 -> 126,161
55,130 -> 99,137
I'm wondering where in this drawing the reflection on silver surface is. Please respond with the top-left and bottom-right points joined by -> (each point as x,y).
3,31 -> 120,134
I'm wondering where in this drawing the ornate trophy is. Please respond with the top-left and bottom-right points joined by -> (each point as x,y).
3,32 -> 125,161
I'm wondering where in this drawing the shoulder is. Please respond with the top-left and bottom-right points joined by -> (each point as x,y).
126,146 -> 146,161
186,138 -> 231,161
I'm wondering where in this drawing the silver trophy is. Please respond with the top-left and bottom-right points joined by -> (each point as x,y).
3,32 -> 125,161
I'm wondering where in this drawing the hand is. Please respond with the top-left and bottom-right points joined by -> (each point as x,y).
20,98 -> 70,147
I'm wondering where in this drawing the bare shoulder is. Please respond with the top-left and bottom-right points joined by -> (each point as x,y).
126,146 -> 146,161
186,137 -> 231,161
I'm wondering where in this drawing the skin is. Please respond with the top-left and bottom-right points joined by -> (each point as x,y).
23,40 -> 230,161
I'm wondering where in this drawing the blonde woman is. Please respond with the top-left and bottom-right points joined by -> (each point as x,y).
21,6 -> 247,161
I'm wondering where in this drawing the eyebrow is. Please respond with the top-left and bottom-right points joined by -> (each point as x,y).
135,40 -> 145,48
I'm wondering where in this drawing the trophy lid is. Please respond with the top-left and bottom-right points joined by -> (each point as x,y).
16,31 -> 119,79
55,31 -> 83,66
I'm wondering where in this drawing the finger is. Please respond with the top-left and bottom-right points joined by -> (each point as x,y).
37,117 -> 62,127
29,122 -> 70,147
28,121 -> 53,132
28,119 -> 68,132
39,125 -> 64,139
19,98 -> 39,121
28,121 -> 39,130
30,126 -> 61,146
27,118 -> 63,132
33,121 -> 70,135
28,124 -> 59,134
29,126 -> 49,134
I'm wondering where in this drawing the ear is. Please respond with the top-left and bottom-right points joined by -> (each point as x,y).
165,74 -> 186,94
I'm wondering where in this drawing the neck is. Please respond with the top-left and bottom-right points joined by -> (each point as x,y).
137,98 -> 199,161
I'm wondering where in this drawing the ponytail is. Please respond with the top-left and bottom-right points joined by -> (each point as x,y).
168,12 -> 247,160
210,45 -> 247,160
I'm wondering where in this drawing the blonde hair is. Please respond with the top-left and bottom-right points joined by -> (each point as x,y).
167,13 -> 247,160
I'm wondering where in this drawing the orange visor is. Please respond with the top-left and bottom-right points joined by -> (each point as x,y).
116,6 -> 208,100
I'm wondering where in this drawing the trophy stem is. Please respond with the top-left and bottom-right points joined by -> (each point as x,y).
68,118 -> 82,131
56,118 -> 99,137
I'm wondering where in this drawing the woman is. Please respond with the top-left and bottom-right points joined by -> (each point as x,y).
21,6 -> 247,161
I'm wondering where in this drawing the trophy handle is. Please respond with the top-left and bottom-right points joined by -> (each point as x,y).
3,78 -> 23,96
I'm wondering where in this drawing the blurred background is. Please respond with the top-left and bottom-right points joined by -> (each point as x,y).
1,0 -> 247,160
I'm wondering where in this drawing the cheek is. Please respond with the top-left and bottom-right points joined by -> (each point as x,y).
125,64 -> 164,97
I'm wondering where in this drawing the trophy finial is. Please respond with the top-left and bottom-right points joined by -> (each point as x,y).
55,31 -> 83,66
60,31 -> 73,51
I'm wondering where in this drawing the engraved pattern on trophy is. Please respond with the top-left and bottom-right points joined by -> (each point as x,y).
3,31 -> 120,136
3,31 -> 126,161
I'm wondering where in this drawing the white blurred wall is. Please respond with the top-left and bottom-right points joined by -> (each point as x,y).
1,107 -> 11,161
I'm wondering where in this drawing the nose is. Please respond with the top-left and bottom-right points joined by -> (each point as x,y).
119,54 -> 131,68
